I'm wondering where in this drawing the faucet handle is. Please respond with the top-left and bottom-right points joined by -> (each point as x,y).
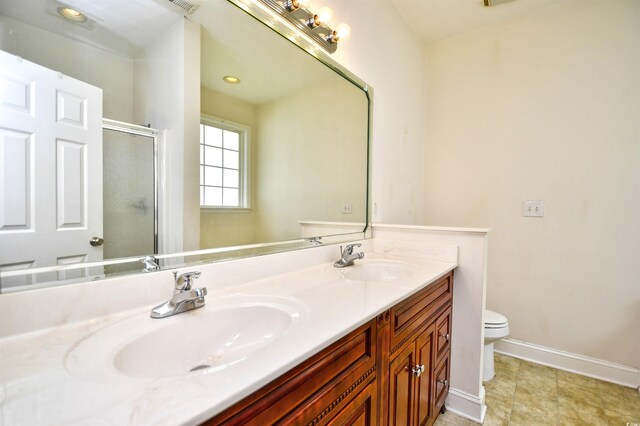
343,243 -> 362,255
173,271 -> 201,291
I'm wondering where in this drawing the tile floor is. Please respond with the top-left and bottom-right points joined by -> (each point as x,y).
434,353 -> 640,426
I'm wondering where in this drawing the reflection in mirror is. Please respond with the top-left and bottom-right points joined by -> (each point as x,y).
102,121 -> 158,275
0,0 -> 369,292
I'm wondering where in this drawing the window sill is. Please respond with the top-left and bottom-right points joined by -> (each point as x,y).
200,207 -> 253,214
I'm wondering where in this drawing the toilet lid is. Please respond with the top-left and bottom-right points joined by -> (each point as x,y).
484,309 -> 508,327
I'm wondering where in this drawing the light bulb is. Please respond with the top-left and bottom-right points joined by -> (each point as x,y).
57,6 -> 87,22
315,6 -> 333,26
334,23 -> 351,41
63,8 -> 81,17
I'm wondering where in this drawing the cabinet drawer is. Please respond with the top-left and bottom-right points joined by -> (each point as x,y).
433,352 -> 450,416
207,320 -> 377,426
435,307 -> 452,363
389,272 -> 452,356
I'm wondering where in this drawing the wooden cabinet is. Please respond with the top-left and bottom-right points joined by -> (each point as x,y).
414,324 -> 436,426
205,319 -> 378,426
203,271 -> 454,426
326,381 -> 377,426
386,323 -> 435,426
381,272 -> 453,426
388,343 -> 415,425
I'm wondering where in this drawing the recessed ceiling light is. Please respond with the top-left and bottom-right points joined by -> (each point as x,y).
57,7 -> 87,23
223,76 -> 241,84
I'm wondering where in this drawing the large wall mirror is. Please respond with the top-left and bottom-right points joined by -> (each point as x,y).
0,0 -> 370,292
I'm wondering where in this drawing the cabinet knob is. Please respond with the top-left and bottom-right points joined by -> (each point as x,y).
438,379 -> 449,387
412,364 -> 425,377
439,332 -> 450,341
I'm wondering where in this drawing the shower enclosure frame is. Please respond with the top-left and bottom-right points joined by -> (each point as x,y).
102,118 -> 159,256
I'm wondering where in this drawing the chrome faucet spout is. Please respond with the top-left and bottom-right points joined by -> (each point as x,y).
333,244 -> 365,268
151,271 -> 206,319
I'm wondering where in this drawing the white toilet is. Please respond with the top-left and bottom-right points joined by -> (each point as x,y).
483,309 -> 509,381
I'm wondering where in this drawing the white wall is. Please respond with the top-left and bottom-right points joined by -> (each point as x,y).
133,17 -> 201,254
421,0 -> 640,368
255,76 -> 368,241
316,0 -> 427,225
0,15 -> 133,122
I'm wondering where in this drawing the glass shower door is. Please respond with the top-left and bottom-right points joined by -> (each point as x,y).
103,123 -> 157,273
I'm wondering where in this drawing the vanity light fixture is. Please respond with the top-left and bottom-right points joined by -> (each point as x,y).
256,0 -> 350,54
283,0 -> 309,11
223,75 -> 241,84
57,6 -> 88,23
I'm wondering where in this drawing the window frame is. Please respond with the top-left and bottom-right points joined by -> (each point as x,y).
199,114 -> 251,211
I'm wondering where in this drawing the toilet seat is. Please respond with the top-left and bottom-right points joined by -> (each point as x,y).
484,309 -> 508,328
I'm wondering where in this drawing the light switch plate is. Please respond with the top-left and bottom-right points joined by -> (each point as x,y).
523,200 -> 544,217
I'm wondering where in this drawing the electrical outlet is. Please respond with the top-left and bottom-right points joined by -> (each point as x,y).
523,200 -> 544,217
342,202 -> 352,214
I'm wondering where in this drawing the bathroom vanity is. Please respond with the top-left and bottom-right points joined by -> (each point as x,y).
0,236 -> 477,425
207,271 -> 454,426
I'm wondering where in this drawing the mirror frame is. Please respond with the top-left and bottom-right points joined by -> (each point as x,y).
0,0 -> 373,288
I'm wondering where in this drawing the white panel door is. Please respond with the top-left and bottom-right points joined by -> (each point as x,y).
0,50 -> 103,288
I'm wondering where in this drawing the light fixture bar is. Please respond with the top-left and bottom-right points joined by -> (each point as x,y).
256,0 -> 338,54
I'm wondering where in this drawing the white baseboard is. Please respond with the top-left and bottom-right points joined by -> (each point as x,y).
495,338 -> 640,389
445,386 -> 486,424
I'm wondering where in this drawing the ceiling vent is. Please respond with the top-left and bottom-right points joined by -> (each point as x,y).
167,0 -> 200,15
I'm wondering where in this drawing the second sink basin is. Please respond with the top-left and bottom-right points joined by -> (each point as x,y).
338,259 -> 418,282
65,295 -> 306,381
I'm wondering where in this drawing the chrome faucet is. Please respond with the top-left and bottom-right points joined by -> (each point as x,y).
141,255 -> 160,272
333,243 -> 365,268
306,236 -> 323,246
150,271 -> 207,318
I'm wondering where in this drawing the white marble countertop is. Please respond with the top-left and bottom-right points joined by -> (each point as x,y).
0,254 -> 456,425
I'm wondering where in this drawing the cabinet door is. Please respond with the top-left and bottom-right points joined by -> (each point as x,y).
327,382 -> 377,426
388,344 -> 416,426
415,324 -> 435,426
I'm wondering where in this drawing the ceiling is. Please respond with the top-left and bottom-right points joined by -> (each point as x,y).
0,0 -> 183,57
192,1 -> 334,105
0,0 -> 333,105
390,0 -> 567,44
0,0 -> 569,101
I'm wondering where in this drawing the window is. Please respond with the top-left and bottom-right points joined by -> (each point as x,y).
199,117 -> 249,208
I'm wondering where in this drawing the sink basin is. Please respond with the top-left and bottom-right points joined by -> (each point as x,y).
338,259 -> 417,282
65,295 -> 306,380
115,305 -> 292,378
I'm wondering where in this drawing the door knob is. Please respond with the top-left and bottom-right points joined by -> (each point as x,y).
412,364 -> 425,377
439,332 -> 450,341
90,237 -> 104,246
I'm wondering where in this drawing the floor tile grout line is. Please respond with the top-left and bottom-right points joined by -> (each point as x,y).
554,368 -> 560,426
505,358 -> 519,425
